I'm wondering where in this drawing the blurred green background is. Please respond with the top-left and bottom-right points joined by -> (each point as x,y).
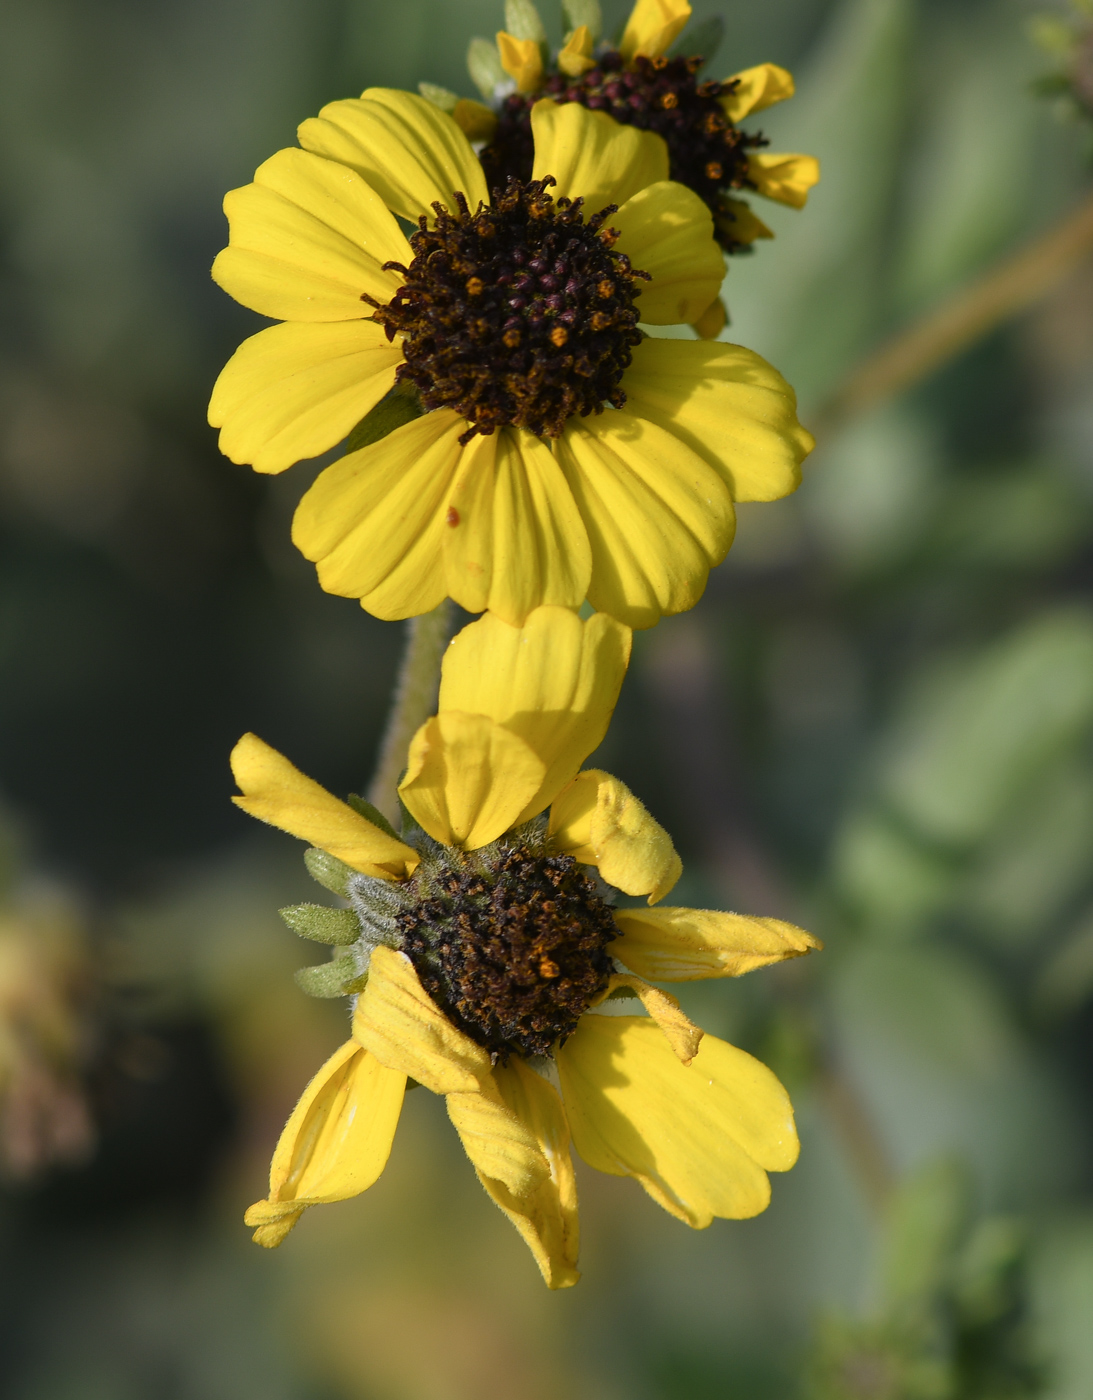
2,0 -> 1093,1395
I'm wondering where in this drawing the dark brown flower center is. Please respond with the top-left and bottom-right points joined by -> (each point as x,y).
395,845 -> 618,1062
363,176 -> 648,443
480,53 -> 769,252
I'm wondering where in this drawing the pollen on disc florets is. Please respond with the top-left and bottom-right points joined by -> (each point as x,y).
357,829 -> 618,1064
363,177 -> 649,443
479,53 -> 768,252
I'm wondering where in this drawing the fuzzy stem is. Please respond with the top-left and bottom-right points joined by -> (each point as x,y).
813,188 -> 1093,437
367,601 -> 455,823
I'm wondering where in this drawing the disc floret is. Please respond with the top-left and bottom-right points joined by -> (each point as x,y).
364,176 -> 649,442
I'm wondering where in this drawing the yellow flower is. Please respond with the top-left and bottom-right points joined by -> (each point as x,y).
233,607 -> 821,1286
479,0 -> 820,261
209,88 -> 812,630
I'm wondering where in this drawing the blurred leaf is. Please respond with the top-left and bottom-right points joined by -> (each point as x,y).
953,1216 -> 1027,1327
562,0 -> 601,42
832,809 -> 958,930
1030,1215 -> 1093,1400
926,466 -> 1090,573
1033,905 -> 1093,1019
882,1161 -> 968,1309
669,15 -> 723,67
880,610 -> 1093,848
504,0 -> 546,43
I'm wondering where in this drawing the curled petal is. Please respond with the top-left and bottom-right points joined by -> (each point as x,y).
398,712 -> 546,850
447,1084 -> 550,1199
746,152 -> 820,209
591,974 -> 704,1064
612,906 -> 822,981
353,946 -> 493,1094
481,1060 -> 581,1289
245,1039 -> 406,1247
497,31 -> 544,93
230,733 -> 419,880
619,0 -> 691,61
558,25 -> 596,78
549,768 -> 681,903
439,607 -> 631,821
720,64 -> 795,122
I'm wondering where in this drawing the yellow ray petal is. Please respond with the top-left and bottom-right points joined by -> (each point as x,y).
612,181 -> 724,326
399,712 -> 546,849
480,1060 -> 581,1288
531,101 -> 668,214
619,0 -> 691,61
208,321 -> 401,475
245,1039 -> 406,1247
720,63 -> 795,122
612,906 -> 822,981
440,607 -> 631,822
497,31 -> 544,93
447,1084 -> 550,1199
211,149 -> 409,322
452,98 -> 498,143
746,151 -> 820,209
716,198 -> 774,248
299,89 -> 489,224
292,409 -> 464,611
549,768 -> 681,902
230,733 -> 419,879
353,946 -> 492,1094
557,1016 -> 797,1226
622,338 -> 813,503
442,428 -> 591,625
558,25 -> 596,78
593,974 -> 704,1064
555,410 -> 735,630
692,298 -> 727,341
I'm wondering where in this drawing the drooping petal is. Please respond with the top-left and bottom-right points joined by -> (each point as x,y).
592,974 -> 704,1064
692,298 -> 727,341
716,198 -> 773,248
612,907 -> 822,981
549,768 -> 681,902
497,31 -> 544,93
353,946 -> 493,1094
211,148 -> 409,321
619,0 -> 691,61
479,1060 -> 581,1289
622,338 -> 813,503
442,428 -> 591,625
398,712 -> 546,849
746,152 -> 820,209
612,181 -> 724,326
557,1016 -> 798,1227
245,1039 -> 406,1247
555,410 -> 735,630
531,101 -> 668,214
298,89 -> 489,224
208,321 -> 401,474
446,1085 -> 550,1198
720,63 -> 795,122
230,733 -> 419,880
439,607 -> 631,822
292,409 -> 464,616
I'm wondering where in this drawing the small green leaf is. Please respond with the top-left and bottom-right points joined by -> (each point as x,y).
668,14 -> 722,66
468,37 -> 505,98
344,386 -> 423,455
562,0 -> 601,41
279,904 -> 360,945
418,82 -> 459,112
345,794 -> 399,839
505,0 -> 546,43
304,847 -> 354,898
294,954 -> 359,999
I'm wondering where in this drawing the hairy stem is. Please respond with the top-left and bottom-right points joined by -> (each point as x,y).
813,188 -> 1093,437
367,600 -> 456,823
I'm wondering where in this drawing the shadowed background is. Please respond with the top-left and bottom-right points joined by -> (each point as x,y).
1,0 -> 1093,1396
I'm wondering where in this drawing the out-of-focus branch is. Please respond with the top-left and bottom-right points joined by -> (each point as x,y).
812,188 -> 1093,438
366,600 -> 455,824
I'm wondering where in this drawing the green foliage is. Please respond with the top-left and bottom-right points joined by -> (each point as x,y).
293,951 -> 366,998
561,0 -> 601,42
344,385 -> 423,454
303,847 -> 354,898
467,36 -> 506,98
344,793 -> 399,838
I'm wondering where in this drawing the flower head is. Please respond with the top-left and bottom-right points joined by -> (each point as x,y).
470,0 -> 820,259
209,89 -> 813,630
233,607 -> 821,1286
